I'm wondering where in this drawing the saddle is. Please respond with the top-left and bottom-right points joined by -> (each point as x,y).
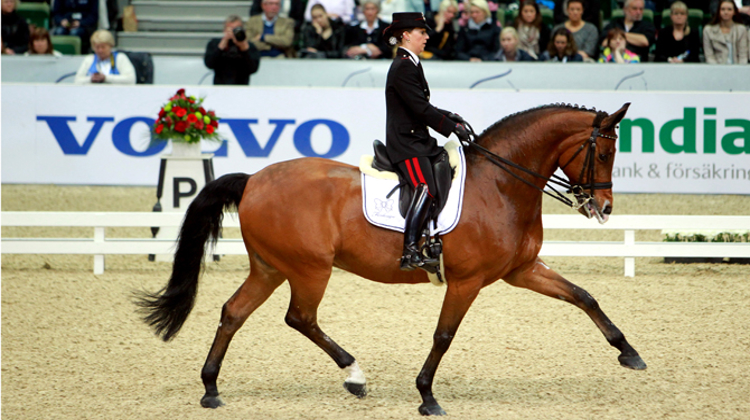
371,140 -> 454,221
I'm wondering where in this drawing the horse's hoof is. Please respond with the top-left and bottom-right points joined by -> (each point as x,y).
619,353 -> 647,370
343,381 -> 367,398
200,393 -> 225,408
418,402 -> 447,416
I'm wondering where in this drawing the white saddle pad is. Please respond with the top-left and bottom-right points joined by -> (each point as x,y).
359,141 -> 467,235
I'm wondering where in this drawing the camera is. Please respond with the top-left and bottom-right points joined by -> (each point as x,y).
233,26 -> 247,42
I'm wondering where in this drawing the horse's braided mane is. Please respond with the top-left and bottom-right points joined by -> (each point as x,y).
477,103 -> 609,143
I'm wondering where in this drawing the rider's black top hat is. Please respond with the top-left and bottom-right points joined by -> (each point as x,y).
383,12 -> 431,43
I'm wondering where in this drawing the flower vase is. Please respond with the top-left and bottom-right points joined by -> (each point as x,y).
170,141 -> 201,157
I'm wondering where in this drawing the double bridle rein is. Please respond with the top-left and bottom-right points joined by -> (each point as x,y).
461,117 -> 617,210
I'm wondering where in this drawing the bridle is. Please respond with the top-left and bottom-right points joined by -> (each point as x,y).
461,119 -> 617,210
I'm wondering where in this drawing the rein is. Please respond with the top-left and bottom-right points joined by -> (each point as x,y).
461,120 -> 617,210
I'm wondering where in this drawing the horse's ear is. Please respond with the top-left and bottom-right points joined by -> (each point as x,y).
602,102 -> 631,131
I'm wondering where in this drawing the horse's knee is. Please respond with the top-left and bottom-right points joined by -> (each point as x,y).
432,331 -> 455,354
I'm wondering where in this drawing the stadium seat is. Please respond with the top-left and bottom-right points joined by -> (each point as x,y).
51,35 -> 81,55
611,8 -> 653,24
16,2 -> 50,29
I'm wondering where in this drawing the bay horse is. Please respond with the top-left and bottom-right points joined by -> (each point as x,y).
136,103 -> 646,416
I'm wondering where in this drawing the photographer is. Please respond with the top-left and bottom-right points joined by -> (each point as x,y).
204,15 -> 261,85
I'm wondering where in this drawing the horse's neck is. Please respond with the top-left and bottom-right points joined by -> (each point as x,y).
471,111 -> 587,213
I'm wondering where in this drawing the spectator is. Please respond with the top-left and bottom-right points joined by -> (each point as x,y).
455,0 -> 500,61
600,0 -> 655,61
512,0 -> 550,60
703,0 -> 749,64
74,30 -> 136,84
299,4 -> 346,58
654,1 -> 700,63
553,0 -> 600,28
304,0 -> 356,24
24,27 -> 63,56
204,15 -> 261,84
552,0 -> 598,60
423,0 -> 459,60
248,0 -> 296,57
343,0 -> 392,59
599,27 -> 641,63
541,27 -> 583,61
2,0 -> 29,55
250,0 -> 306,33
492,26 -> 536,61
379,0 -> 423,23
51,0 -> 99,54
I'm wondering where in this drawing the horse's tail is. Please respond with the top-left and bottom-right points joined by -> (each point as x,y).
135,172 -> 250,341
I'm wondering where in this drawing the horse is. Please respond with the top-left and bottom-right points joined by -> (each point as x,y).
136,102 -> 646,416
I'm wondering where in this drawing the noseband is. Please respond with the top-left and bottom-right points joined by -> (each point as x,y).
461,118 -> 617,210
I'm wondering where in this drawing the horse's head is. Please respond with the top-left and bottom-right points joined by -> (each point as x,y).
558,103 -> 630,224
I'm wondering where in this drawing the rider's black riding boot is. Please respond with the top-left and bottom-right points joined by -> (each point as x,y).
400,184 -> 434,271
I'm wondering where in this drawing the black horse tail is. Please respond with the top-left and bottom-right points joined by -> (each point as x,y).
135,172 -> 250,341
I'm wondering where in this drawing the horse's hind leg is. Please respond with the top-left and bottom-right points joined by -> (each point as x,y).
284,271 -> 367,398
200,255 -> 286,408
504,258 -> 646,370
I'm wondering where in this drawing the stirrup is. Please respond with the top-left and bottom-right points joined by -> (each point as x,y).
400,245 -> 423,271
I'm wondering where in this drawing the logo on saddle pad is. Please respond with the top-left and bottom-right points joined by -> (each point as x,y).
373,198 -> 395,218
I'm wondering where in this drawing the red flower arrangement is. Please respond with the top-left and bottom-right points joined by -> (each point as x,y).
152,88 -> 221,144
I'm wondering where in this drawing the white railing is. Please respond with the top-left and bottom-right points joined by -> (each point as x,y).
2,212 -> 748,276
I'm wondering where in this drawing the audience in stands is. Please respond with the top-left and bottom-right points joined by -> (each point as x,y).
599,27 -> 641,63
2,0 -> 29,55
423,0 -> 458,60
299,4 -> 346,58
654,1 -> 700,63
553,0 -> 600,28
24,27 -> 63,56
540,27 -> 583,61
74,30 -> 136,84
552,0 -> 598,60
304,0 -> 356,24
455,0 -> 500,61
248,0 -> 295,57
512,0 -> 550,60
600,0 -> 655,62
250,0 -> 306,33
342,0 -> 392,59
703,0 -> 749,64
379,0 -> 423,23
52,0 -> 99,53
492,26 -> 536,61
204,15 -> 261,84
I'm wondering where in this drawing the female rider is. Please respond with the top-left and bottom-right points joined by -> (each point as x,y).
382,12 -> 469,271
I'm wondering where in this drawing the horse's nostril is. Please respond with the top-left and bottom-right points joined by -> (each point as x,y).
603,205 -> 612,215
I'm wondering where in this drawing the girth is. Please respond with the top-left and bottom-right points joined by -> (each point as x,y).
371,140 -> 454,220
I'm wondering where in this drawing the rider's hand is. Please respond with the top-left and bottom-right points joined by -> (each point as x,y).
447,112 -> 465,124
454,123 -> 470,143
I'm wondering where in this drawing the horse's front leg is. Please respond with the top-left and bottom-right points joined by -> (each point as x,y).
504,258 -> 646,370
417,280 -> 482,416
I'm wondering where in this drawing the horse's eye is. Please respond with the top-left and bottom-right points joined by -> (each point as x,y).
598,153 -> 610,163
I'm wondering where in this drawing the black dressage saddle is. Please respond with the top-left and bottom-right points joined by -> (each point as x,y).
370,140 -> 454,221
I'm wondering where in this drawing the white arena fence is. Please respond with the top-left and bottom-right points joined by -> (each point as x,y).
2,212 -> 748,277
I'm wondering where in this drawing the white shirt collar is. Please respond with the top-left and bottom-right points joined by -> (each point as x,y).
359,19 -> 379,33
263,13 -> 278,25
399,47 -> 420,66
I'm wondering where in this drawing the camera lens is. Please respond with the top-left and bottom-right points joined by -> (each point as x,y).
233,26 -> 246,42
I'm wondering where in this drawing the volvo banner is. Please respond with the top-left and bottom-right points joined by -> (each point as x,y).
2,84 -> 748,194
